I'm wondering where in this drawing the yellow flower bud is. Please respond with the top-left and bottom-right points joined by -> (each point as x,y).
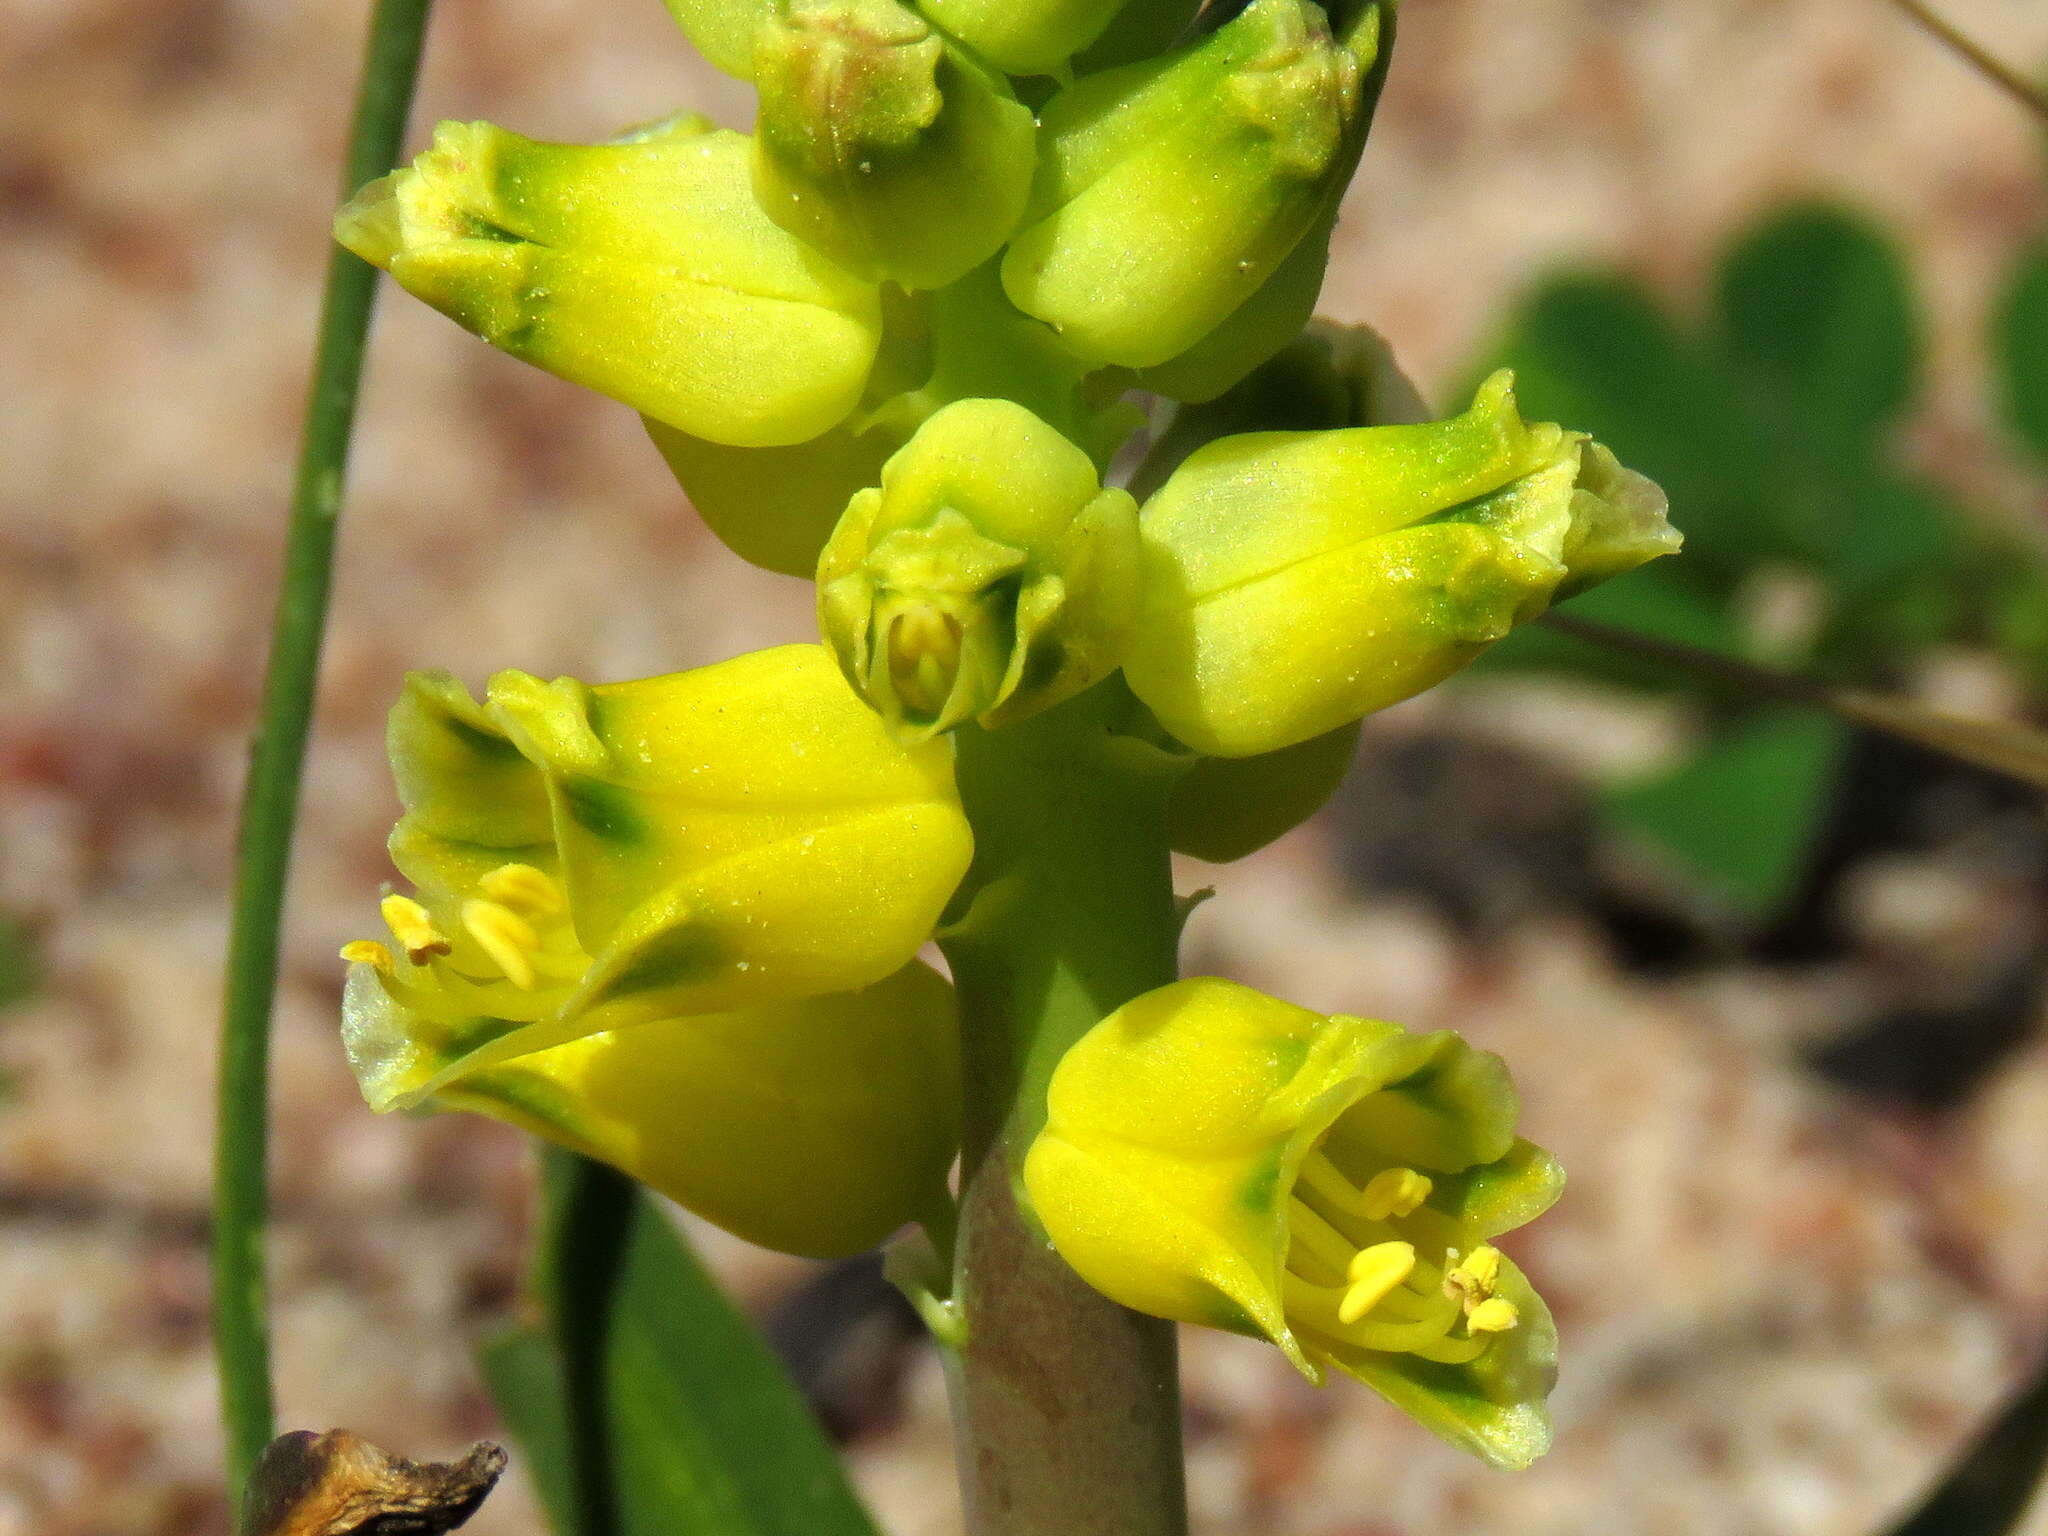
1024,977 -> 1563,1469
341,646 -> 973,1110
334,120 -> 882,448
1124,370 -> 1681,757
411,961 -> 961,1258
1167,721 -> 1359,863
645,417 -> 898,578
752,0 -> 1037,291
1001,0 -> 1382,369
660,0 -> 771,78
817,399 -> 1141,740
918,0 -> 1182,77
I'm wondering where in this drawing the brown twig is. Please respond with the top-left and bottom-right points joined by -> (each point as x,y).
1882,0 -> 2048,127
1544,613 -> 2048,790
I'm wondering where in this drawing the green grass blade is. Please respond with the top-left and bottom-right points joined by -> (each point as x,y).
211,0 -> 433,1503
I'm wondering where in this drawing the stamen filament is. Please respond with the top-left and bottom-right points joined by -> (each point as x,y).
1295,1149 -> 1368,1216
1287,1197 -> 1362,1280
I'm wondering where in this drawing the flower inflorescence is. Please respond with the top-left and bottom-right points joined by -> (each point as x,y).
330,0 -> 1682,1465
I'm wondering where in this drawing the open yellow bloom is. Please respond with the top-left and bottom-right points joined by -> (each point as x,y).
1025,977 -> 1563,1469
341,645 -> 973,1110
357,960 -> 961,1258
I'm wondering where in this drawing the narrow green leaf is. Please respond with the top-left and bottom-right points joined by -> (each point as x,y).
1994,241 -> 2048,461
479,1329 -> 581,1534
1714,203 -> 1918,473
483,1165 -> 882,1536
1605,707 -> 1851,916
1888,1347 -> 2048,1536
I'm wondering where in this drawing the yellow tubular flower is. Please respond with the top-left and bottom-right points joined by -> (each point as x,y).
397,961 -> 962,1258
1124,370 -> 1680,757
1024,977 -> 1564,1470
334,119 -> 882,448
340,645 -> 973,1111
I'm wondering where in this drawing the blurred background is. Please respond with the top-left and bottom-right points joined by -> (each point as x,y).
7,0 -> 2048,1531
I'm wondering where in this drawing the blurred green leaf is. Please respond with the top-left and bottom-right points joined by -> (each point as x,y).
0,916 -> 35,1011
1604,707 -> 1851,916
483,1161 -> 882,1536
1995,241 -> 2048,461
481,1329 -> 582,1530
1485,272 -> 1778,579
1714,204 -> 1918,483
1887,1347 -> 2048,1536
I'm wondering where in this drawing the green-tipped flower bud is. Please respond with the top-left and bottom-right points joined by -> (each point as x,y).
818,398 -> 1141,739
918,0 -> 1189,77
1125,371 -> 1681,757
752,0 -> 1036,291
335,121 -> 882,448
1001,0 -> 1382,369
660,0 -> 771,78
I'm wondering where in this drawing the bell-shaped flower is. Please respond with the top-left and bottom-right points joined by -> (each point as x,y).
334,118 -> 883,448
1124,370 -> 1680,757
818,398 -> 1140,740
361,960 -> 960,1258
1024,977 -> 1564,1470
1001,0 -> 1384,369
752,0 -> 1037,291
338,645 -> 973,1110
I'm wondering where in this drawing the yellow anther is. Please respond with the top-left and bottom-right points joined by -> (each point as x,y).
1445,1244 -> 1504,1310
1466,1297 -> 1520,1334
380,894 -> 450,963
463,899 -> 541,991
1338,1241 -> 1416,1325
479,862 -> 564,919
339,940 -> 395,972
1359,1167 -> 1433,1221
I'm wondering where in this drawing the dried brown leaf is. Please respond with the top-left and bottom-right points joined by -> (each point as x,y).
240,1429 -> 507,1536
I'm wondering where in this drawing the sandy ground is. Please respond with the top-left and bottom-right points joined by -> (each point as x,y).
5,0 -> 2048,1532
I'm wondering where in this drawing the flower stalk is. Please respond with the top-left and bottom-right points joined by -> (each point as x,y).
938,682 -> 1190,1536
212,0 -> 433,1504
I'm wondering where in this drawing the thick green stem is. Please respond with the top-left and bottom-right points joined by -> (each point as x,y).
938,683 -> 1189,1536
211,0 -> 432,1503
